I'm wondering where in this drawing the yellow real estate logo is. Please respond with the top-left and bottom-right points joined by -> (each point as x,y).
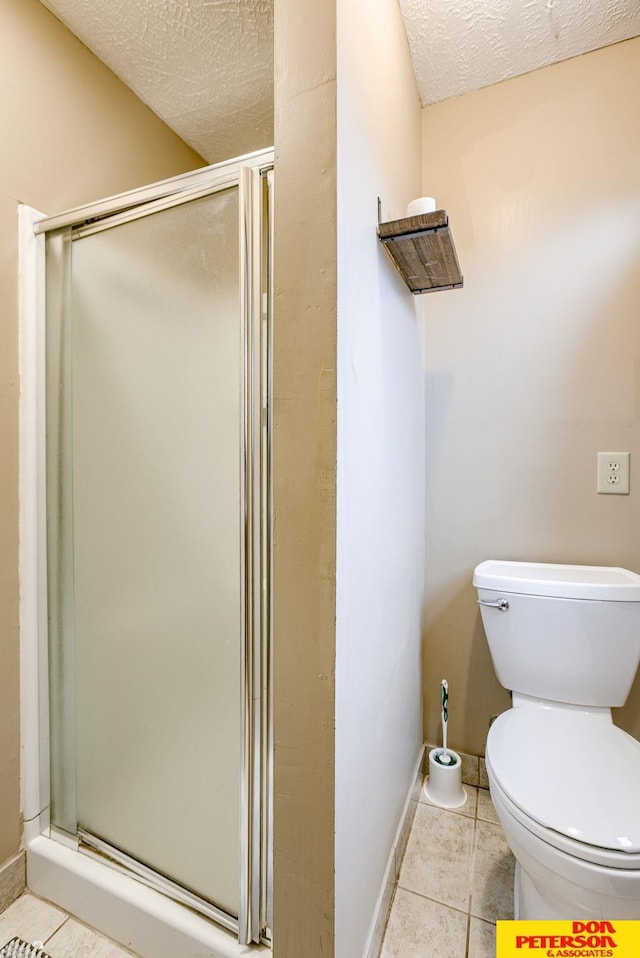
496,921 -> 640,957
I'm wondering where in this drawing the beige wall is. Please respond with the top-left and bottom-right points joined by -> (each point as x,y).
0,0 -> 202,866
272,2 -> 424,953
422,38 -> 640,756
272,0 -> 336,954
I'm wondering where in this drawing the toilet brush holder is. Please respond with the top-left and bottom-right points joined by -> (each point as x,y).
423,748 -> 467,809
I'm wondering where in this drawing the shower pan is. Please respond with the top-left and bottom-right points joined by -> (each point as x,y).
19,149 -> 273,958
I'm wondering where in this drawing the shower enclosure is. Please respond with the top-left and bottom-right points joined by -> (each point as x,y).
20,149 -> 273,953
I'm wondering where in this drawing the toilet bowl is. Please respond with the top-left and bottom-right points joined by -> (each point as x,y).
490,771 -> 640,919
486,702 -> 640,918
473,560 -> 640,920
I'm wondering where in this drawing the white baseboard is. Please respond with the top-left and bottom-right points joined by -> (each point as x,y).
362,745 -> 424,958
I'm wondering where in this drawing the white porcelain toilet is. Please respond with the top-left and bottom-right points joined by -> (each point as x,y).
473,559 -> 640,920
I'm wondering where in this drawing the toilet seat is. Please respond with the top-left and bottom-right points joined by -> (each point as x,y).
487,763 -> 640,870
487,705 -> 640,864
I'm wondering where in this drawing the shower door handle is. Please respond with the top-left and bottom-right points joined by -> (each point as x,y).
477,598 -> 509,612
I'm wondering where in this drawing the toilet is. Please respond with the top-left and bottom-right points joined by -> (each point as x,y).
473,559 -> 640,920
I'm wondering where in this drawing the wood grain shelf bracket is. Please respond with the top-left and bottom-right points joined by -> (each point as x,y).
377,210 -> 463,294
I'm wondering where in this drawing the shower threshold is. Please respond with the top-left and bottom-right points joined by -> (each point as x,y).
25,831 -> 270,958
77,829 -> 236,932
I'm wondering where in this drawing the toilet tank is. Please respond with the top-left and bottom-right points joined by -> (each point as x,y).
473,560 -> 640,707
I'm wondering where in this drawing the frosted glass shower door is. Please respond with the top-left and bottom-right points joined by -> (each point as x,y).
67,189 -> 241,916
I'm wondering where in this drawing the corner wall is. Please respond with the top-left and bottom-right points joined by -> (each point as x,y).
272,0 -> 337,953
335,1 -> 424,955
421,38 -> 640,755
0,0 -> 202,869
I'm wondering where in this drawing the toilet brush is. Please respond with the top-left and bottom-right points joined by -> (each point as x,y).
423,679 -> 467,808
436,679 -> 453,765
424,679 -> 466,807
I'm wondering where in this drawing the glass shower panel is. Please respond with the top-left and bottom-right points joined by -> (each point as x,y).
63,189 -> 241,916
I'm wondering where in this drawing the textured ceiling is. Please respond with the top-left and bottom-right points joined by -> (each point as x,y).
39,0 -> 639,161
39,0 -> 273,163
399,0 -> 640,106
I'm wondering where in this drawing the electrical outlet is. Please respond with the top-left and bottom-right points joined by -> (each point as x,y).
597,452 -> 630,495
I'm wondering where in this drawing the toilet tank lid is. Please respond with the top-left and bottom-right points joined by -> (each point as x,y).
473,560 -> 640,601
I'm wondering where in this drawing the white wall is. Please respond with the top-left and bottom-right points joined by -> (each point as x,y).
335,1 -> 424,955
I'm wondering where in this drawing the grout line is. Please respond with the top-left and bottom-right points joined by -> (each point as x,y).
389,792 -> 508,956
383,881 -> 399,943
395,884 -> 471,919
42,908 -> 141,957
465,801 -> 481,957
11,892 -> 139,958
43,914 -> 69,945
466,799 -> 479,952
419,784 -> 479,820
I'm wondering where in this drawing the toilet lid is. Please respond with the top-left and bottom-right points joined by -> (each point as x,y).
488,707 -> 640,854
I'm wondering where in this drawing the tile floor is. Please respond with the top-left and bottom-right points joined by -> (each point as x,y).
381,782 -> 516,958
0,784 -> 513,958
0,893 -> 139,958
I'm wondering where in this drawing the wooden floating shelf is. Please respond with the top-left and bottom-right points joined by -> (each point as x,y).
377,210 -> 463,294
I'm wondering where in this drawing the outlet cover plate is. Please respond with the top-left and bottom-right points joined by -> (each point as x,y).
597,451 -> 630,495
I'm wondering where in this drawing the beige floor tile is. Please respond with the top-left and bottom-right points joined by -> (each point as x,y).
0,894 -> 67,947
468,917 -> 496,957
470,820 -> 515,922
420,779 -> 478,819
476,788 -> 500,824
399,802 -> 475,911
46,919 -> 137,958
479,759 -> 489,790
381,888 -> 468,958
459,752 -> 480,788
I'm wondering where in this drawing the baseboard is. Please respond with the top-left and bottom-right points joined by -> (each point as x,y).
362,745 -> 424,958
0,851 -> 26,914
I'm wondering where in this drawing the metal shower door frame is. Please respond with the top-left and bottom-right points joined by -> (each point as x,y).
20,148 -> 273,947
